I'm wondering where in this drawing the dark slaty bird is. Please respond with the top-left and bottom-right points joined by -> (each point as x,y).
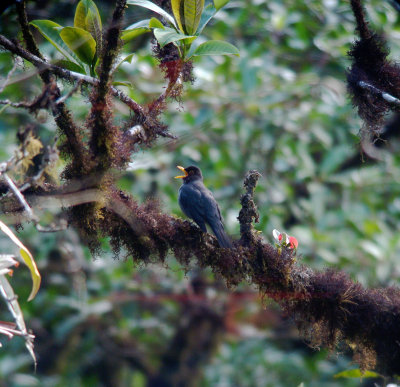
175,165 -> 233,248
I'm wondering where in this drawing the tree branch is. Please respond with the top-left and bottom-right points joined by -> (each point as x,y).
0,34 -> 145,117
238,170 -> 262,247
358,81 -> 400,106
1,171 -> 399,375
15,0 -> 52,84
88,0 -> 128,173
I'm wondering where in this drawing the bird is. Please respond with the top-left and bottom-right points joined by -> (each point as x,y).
175,165 -> 233,248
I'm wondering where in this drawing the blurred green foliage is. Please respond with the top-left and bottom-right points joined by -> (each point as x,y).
1,0 -> 400,385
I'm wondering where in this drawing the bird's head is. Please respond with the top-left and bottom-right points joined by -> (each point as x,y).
175,165 -> 203,183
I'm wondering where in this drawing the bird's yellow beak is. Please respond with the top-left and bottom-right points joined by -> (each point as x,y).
175,165 -> 188,179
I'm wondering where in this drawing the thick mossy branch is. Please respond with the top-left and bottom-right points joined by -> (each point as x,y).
238,170 -> 261,247
108,194 -> 400,376
349,0 -> 370,40
16,1 -> 40,56
93,190 -> 400,375
88,0 -> 128,174
15,0 -> 50,83
6,173 -> 400,376
96,0 -> 127,100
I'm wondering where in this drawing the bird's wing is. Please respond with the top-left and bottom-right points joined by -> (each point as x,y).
178,184 -> 207,232
201,187 -> 233,248
201,187 -> 224,224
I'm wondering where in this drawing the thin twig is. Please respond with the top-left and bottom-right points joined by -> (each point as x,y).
358,81 -> 400,106
0,34 -> 145,116
149,73 -> 183,114
35,220 -> 68,233
55,80 -> 83,105
1,173 -> 37,221
0,99 -> 32,109
0,57 -> 21,94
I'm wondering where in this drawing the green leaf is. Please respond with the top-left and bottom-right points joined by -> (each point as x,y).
74,0 -> 87,29
149,17 -> 164,29
74,0 -> 102,53
30,20 -> 82,65
74,0 -> 102,34
334,369 -> 381,379
122,19 -> 152,42
55,59 -> 86,74
60,27 -> 97,65
184,0 -> 204,35
196,2 -> 217,35
0,104 -> 9,115
191,40 -> 239,57
86,9 -> 103,53
112,81 -> 133,87
122,28 -> 150,42
127,0 -> 177,28
213,0 -> 230,10
113,53 -> 135,72
153,27 -> 196,48
94,56 -> 100,76
0,220 -> 41,301
125,19 -> 151,30
171,0 -> 184,32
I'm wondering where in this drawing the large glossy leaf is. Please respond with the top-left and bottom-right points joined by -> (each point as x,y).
184,0 -> 204,35
74,0 -> 101,31
171,0 -> 184,32
74,0 -> 102,52
127,0 -> 177,28
153,27 -> 196,48
196,2 -> 217,35
0,220 -> 41,301
74,0 -> 87,29
191,40 -> 239,56
30,20 -> 82,65
60,27 -> 96,65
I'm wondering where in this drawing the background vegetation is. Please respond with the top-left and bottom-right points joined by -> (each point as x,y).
0,0 -> 400,385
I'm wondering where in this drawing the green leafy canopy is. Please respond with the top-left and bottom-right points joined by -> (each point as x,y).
126,0 -> 239,59
30,0 -> 102,75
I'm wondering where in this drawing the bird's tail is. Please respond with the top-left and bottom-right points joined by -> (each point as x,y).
210,222 -> 233,248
